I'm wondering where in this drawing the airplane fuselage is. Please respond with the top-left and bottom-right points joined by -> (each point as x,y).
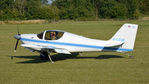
19,32 -> 131,53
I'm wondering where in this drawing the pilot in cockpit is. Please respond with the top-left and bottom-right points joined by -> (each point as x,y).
50,32 -> 57,40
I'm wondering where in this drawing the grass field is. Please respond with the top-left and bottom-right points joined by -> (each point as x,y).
0,20 -> 149,84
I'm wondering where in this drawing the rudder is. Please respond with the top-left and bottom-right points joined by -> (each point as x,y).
110,23 -> 138,51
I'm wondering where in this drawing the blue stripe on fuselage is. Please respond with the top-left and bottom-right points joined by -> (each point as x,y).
20,38 -> 133,52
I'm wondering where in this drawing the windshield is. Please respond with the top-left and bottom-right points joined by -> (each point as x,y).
45,31 -> 64,40
37,32 -> 44,39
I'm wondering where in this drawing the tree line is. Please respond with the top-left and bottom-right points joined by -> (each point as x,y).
0,0 -> 149,21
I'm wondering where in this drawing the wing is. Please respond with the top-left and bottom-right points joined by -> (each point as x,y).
21,44 -> 71,54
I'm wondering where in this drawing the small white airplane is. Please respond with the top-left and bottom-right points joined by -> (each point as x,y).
14,23 -> 138,63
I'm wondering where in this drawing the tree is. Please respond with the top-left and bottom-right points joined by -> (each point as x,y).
53,0 -> 95,20
139,0 -> 149,14
127,0 -> 140,19
0,0 -> 147,21
24,0 -> 41,19
38,5 -> 59,20
40,0 -> 48,5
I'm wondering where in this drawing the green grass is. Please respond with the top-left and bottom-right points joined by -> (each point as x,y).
0,20 -> 149,84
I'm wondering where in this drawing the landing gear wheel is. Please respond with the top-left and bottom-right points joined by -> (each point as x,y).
40,52 -> 49,60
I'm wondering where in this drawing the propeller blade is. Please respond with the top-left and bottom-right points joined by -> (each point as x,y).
14,24 -> 21,52
14,39 -> 19,52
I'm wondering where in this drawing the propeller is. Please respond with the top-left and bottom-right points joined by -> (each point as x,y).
14,25 -> 21,52
14,39 -> 19,52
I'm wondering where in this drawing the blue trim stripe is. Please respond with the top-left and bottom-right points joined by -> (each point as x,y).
20,38 -> 133,52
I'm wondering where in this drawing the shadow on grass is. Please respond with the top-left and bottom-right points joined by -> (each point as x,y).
12,53 -> 124,64
12,56 -> 48,64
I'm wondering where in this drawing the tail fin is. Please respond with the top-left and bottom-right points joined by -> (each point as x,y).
110,23 -> 138,51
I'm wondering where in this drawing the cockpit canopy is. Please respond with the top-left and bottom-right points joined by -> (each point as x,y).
37,30 -> 64,40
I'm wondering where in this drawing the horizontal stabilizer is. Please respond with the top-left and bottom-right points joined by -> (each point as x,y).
105,42 -> 124,47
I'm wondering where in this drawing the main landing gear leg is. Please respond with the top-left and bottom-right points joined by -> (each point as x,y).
39,51 -> 54,63
79,53 -> 83,56
48,54 -> 54,63
47,51 -> 54,63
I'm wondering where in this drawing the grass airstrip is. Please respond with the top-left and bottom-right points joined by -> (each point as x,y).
0,20 -> 149,84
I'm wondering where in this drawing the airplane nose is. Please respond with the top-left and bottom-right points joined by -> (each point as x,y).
14,34 -> 21,40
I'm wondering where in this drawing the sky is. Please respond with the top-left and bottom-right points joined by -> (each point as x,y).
48,0 -> 52,4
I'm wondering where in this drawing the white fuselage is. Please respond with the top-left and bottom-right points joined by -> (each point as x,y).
20,32 -> 117,53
